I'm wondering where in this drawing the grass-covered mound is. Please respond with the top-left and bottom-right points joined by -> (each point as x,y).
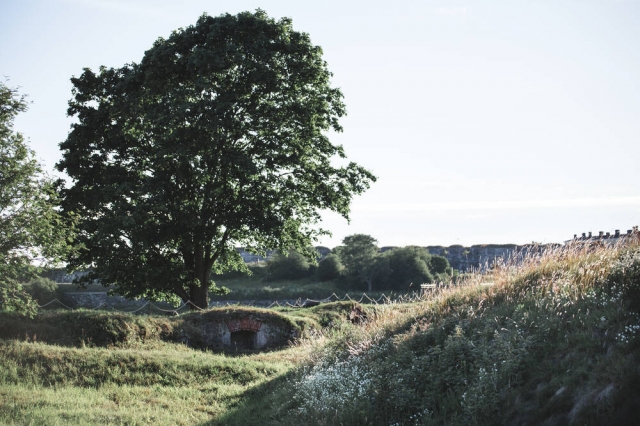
0,302 -> 362,351
0,310 -> 174,347
218,242 -> 640,425
0,302 -> 363,424
0,340 -> 286,388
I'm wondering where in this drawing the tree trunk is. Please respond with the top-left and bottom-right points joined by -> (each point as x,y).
188,247 -> 213,310
365,278 -> 373,293
190,283 -> 209,310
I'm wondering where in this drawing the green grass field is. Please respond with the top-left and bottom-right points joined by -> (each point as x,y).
49,266 -> 345,303
3,242 -> 640,425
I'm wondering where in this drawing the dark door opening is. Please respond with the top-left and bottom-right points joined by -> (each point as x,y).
230,330 -> 256,350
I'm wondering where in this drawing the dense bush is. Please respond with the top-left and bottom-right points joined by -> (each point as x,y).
316,254 -> 343,281
430,255 -> 452,275
25,278 -> 59,304
0,280 -> 37,317
331,238 -> 455,291
377,246 -> 434,291
266,250 -> 314,281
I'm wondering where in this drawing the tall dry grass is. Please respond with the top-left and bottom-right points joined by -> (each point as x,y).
249,239 -> 640,426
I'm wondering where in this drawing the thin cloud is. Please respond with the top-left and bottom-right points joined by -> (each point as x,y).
354,196 -> 640,213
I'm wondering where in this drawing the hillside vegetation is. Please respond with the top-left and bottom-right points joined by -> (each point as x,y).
220,241 -> 640,425
1,242 -> 639,425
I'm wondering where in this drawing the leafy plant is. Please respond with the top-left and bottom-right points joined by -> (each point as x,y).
266,250 -> 314,281
57,11 -> 375,309
25,278 -> 59,305
316,254 -> 343,282
338,234 -> 388,292
379,246 -> 434,291
0,280 -> 37,317
0,82 -> 73,316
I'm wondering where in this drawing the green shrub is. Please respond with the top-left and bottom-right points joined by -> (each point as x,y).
266,250 -> 314,281
430,255 -> 452,275
316,254 -> 343,281
378,246 -> 434,291
25,278 -> 59,304
0,280 -> 37,318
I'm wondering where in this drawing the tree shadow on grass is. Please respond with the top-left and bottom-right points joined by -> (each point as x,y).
201,370 -> 298,426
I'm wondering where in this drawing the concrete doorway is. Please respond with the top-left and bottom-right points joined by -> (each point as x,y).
230,329 -> 257,350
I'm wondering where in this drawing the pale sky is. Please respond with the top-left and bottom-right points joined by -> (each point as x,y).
1,0 -> 639,248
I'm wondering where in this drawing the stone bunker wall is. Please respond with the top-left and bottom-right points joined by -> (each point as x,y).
178,308 -> 300,351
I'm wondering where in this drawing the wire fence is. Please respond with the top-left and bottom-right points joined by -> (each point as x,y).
36,298 -> 205,314
35,288 -> 445,314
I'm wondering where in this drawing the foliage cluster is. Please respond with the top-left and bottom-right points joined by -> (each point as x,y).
56,10 -> 374,309
333,234 -> 452,292
316,253 -> 343,281
0,82 -> 73,317
239,235 -> 452,295
24,278 -> 60,304
266,250 -> 317,281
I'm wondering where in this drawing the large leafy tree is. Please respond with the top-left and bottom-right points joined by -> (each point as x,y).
0,82 -> 72,316
57,11 -> 375,309
338,234 -> 389,292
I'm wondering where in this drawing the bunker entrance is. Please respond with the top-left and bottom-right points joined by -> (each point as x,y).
230,330 -> 256,350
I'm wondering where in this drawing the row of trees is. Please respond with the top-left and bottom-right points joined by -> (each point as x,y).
266,234 -> 453,292
337,234 -> 452,292
1,11 -> 375,312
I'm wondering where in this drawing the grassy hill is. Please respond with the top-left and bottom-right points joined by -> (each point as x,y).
1,241 -> 639,425
220,241 -> 640,425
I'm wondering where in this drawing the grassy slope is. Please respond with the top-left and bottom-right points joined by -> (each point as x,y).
0,302 -> 358,425
0,342 -> 297,425
218,242 -> 640,425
